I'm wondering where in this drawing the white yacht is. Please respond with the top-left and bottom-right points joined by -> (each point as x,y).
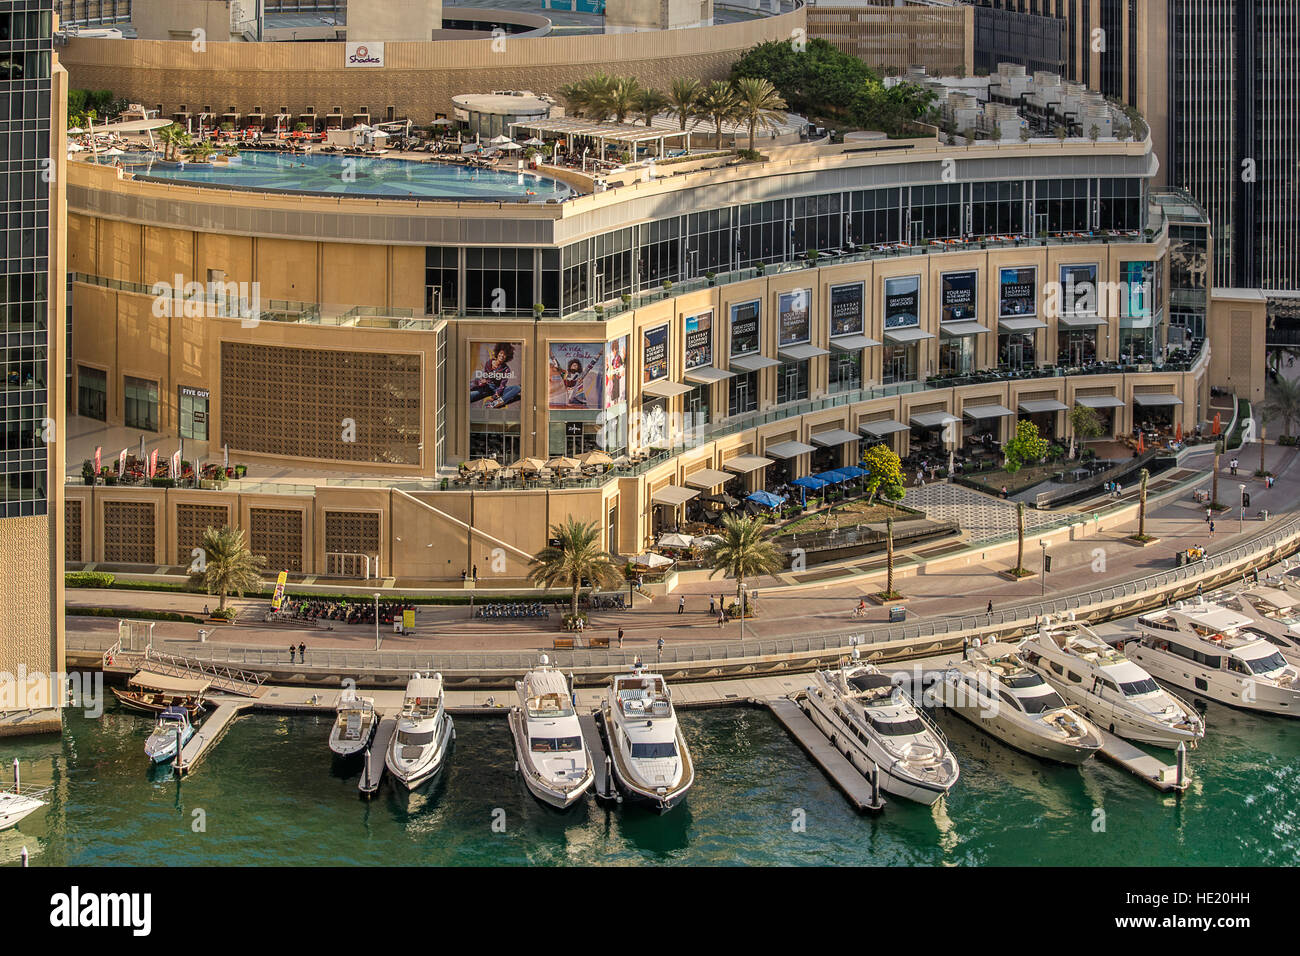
509,657 -> 593,809
804,651 -> 959,805
385,672 -> 454,789
601,665 -> 694,812
0,766 -> 49,832
1020,619 -> 1205,748
1223,586 -> 1300,663
328,688 -> 379,759
1126,601 -> 1300,717
144,707 -> 193,764
939,641 -> 1103,765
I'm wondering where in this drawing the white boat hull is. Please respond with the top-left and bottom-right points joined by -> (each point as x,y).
0,792 -> 45,831
508,709 -> 594,809
385,714 -> 454,789
939,676 -> 1101,765
1127,646 -> 1300,718
145,725 -> 193,764
602,707 -> 693,812
329,720 -> 377,759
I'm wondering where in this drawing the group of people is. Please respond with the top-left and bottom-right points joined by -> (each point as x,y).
288,642 -> 307,663
1105,480 -> 1125,498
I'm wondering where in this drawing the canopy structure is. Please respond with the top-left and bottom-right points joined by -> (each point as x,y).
998,317 -> 1047,331
510,116 -> 693,163
683,366 -> 734,385
962,403 -> 1014,419
810,428 -> 861,447
684,468 -> 733,490
127,671 -> 210,695
792,475 -> 828,491
730,354 -> 781,372
724,454 -> 774,474
1074,395 -> 1126,409
830,334 -> 880,350
813,469 -> 852,484
650,485 -> 699,506
837,465 -> 868,479
860,419 -> 909,437
1133,393 -> 1183,406
1057,313 -> 1108,327
658,532 -> 694,549
883,327 -> 935,344
939,321 -> 990,337
910,411 -> 960,428
641,380 -> 693,398
778,344 -> 831,362
629,552 -> 673,569
765,440 -> 817,459
1018,398 -> 1070,413
746,490 -> 786,508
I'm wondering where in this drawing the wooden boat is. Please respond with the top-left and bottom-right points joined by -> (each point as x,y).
112,671 -> 209,718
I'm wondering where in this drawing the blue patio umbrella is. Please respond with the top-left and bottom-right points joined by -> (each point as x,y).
838,465 -> 867,479
813,469 -> 850,484
791,474 -> 829,505
746,490 -> 785,509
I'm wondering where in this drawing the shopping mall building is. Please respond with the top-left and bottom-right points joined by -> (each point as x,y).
63,96 -> 1263,583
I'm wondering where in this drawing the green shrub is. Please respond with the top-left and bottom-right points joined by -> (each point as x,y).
66,570 -> 116,588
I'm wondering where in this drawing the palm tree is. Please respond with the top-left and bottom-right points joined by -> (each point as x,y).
666,77 -> 701,133
1137,468 -> 1150,538
635,87 -> 669,128
577,73 -> 617,123
189,525 -> 267,612
697,80 -> 739,149
557,82 -> 589,118
1015,500 -> 1026,574
707,513 -> 783,637
527,517 -> 621,620
1260,376 -> 1299,437
1213,440 -> 1223,507
732,76 -> 787,151
884,516 -> 896,597
608,76 -> 643,125
157,123 -> 190,162
184,140 -> 215,163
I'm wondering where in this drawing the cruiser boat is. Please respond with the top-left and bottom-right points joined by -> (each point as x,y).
1126,600 -> 1300,717
1223,586 -> 1300,664
385,672 -> 454,789
509,656 -> 594,809
1019,619 -> 1204,749
804,650 -> 959,805
0,785 -> 49,832
112,670 -> 209,718
144,707 -> 194,764
939,641 -> 1103,765
328,688 -> 379,759
601,665 -> 693,811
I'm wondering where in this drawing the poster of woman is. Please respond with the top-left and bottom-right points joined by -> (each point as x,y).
548,342 -> 604,409
469,341 -> 523,419
604,336 -> 627,410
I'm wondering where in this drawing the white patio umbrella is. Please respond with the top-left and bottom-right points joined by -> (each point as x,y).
499,141 -> 522,151
658,532 -> 695,549
488,134 -> 511,145
629,552 -> 673,569
523,137 -> 544,146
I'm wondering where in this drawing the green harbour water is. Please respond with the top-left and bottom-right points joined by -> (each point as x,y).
3,698 -> 1298,866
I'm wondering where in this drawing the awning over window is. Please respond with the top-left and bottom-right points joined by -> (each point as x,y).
683,366 -> 735,385
778,344 -> 831,362
684,468 -> 733,489
963,403 -> 1015,419
810,428 -> 861,447
765,440 -> 817,458
939,321 -> 990,337
1057,313 -> 1108,328
1133,393 -> 1183,406
1019,398 -> 1069,413
650,485 -> 699,506
723,454 -> 773,474
730,354 -> 781,372
999,317 -> 1047,331
860,419 -> 909,437
641,380 -> 693,398
910,411 -> 960,428
830,334 -> 880,350
1075,395 -> 1126,408
883,327 -> 935,344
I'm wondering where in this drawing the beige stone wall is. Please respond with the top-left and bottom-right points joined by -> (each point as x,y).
808,4 -> 973,77
58,9 -> 804,123
1207,290 -> 1267,406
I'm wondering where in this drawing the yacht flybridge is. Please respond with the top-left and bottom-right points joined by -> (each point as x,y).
804,650 -> 959,805
1020,618 -> 1204,748
601,664 -> 694,812
510,657 -> 594,809
1127,600 -> 1300,717
1223,586 -> 1300,663
940,641 -> 1103,764
385,672 -> 454,788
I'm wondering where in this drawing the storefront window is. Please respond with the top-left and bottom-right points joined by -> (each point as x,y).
938,336 -> 975,376
729,370 -> 757,416
469,423 -> 520,462
998,333 -> 1036,369
882,344 -> 917,384
828,351 -> 862,394
124,375 -> 159,432
77,365 -> 106,421
776,359 -> 809,404
1057,329 -> 1097,367
178,386 -> 209,441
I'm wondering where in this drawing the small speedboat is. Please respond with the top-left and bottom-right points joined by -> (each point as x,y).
0,763 -> 49,832
328,688 -> 378,759
144,707 -> 194,764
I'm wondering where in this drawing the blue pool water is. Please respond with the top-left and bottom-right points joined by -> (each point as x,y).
100,151 -> 574,201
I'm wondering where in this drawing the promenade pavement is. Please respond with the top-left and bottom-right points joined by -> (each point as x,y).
68,444 -> 1299,654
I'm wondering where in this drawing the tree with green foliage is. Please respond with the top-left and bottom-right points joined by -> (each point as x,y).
729,38 -> 876,117
707,513 -> 784,635
608,75 -> 643,125
732,76 -> 787,151
861,443 -> 905,505
1262,375 -> 1300,438
666,77 -> 701,133
157,123 -> 191,162
849,79 -> 939,136
635,87 -> 669,128
527,517 -> 621,619
1003,418 -> 1050,473
697,80 -> 739,149
189,526 -> 267,612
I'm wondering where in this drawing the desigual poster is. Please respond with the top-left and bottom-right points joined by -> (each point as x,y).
604,336 -> 627,412
468,341 -> 523,422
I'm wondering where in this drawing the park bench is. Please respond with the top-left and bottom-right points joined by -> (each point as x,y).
552,637 -> 576,650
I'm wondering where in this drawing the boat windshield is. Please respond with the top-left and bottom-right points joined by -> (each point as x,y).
1245,651 -> 1289,675
629,741 -> 677,759
1002,672 -> 1046,689
396,729 -> 437,746
1016,688 -> 1067,714
1119,677 -> 1160,697
867,714 -> 926,736
531,736 -> 582,753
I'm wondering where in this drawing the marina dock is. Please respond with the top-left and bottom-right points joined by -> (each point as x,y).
176,700 -> 254,775
579,713 -> 617,801
360,717 -> 397,796
763,697 -> 886,813
1096,729 -> 1188,793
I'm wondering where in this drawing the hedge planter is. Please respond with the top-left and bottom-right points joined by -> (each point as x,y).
998,568 -> 1036,581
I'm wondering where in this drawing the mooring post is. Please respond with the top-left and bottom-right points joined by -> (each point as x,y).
175,727 -> 184,773
1175,741 -> 1187,790
870,761 -> 882,808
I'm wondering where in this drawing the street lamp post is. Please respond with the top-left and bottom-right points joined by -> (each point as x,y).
1040,540 -> 1048,597
1240,484 -> 1246,532
374,591 -> 381,651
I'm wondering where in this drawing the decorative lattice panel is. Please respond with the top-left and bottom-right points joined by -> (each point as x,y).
324,511 -> 380,556
175,504 -> 231,566
220,341 -> 422,464
103,501 -> 156,564
65,499 -> 83,563
250,507 -> 304,572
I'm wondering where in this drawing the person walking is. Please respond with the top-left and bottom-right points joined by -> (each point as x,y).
472,564 -> 478,583
299,642 -> 306,663
717,609 -> 725,627
657,637 -> 665,663
709,595 -> 716,615
288,645 -> 296,664
1206,506 -> 1212,522
678,595 -> 685,615
987,600 -> 993,615
1209,520 -> 1215,537
617,627 -> 624,647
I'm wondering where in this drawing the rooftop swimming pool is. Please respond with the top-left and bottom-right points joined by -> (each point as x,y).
96,150 -> 575,201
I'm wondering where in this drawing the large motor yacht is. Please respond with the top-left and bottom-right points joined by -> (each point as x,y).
385,672 -> 454,788
1019,619 -> 1204,748
1223,585 -> 1300,664
804,650 -> 959,805
601,664 -> 694,812
509,657 -> 594,809
939,641 -> 1103,765
1126,601 -> 1300,717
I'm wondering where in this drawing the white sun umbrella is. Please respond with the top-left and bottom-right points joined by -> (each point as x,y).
67,127 -> 85,135
658,532 -> 694,549
630,552 -> 673,569
499,141 -> 522,151
523,137 -> 544,146
694,534 -> 724,549
488,134 -> 512,145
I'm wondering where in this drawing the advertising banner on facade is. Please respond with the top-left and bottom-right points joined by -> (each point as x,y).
884,275 -> 921,328
604,336 -> 627,412
469,341 -> 524,421
642,324 -> 669,383
684,311 -> 714,369
1120,261 -> 1154,318
940,270 -> 978,323
829,282 -> 865,337
729,300 -> 761,356
548,342 -> 605,409
999,266 -> 1037,318
1060,264 -> 1099,315
778,288 -> 811,346
344,41 -> 384,67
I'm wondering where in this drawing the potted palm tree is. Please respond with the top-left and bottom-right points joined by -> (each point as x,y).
527,517 -> 622,630
188,525 -> 268,618
706,513 -> 783,640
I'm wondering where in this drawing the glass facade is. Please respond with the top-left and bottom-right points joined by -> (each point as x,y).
123,375 -> 159,431
0,1 -> 52,516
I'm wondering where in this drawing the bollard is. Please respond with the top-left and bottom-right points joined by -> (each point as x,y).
605,754 -> 613,798
870,762 -> 882,808
175,727 -> 183,772
362,747 -> 371,792
12,757 -> 18,791
20,846 -> 28,867
1175,741 -> 1187,790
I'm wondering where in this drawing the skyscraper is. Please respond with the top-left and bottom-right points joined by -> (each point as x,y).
0,0 -> 66,735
